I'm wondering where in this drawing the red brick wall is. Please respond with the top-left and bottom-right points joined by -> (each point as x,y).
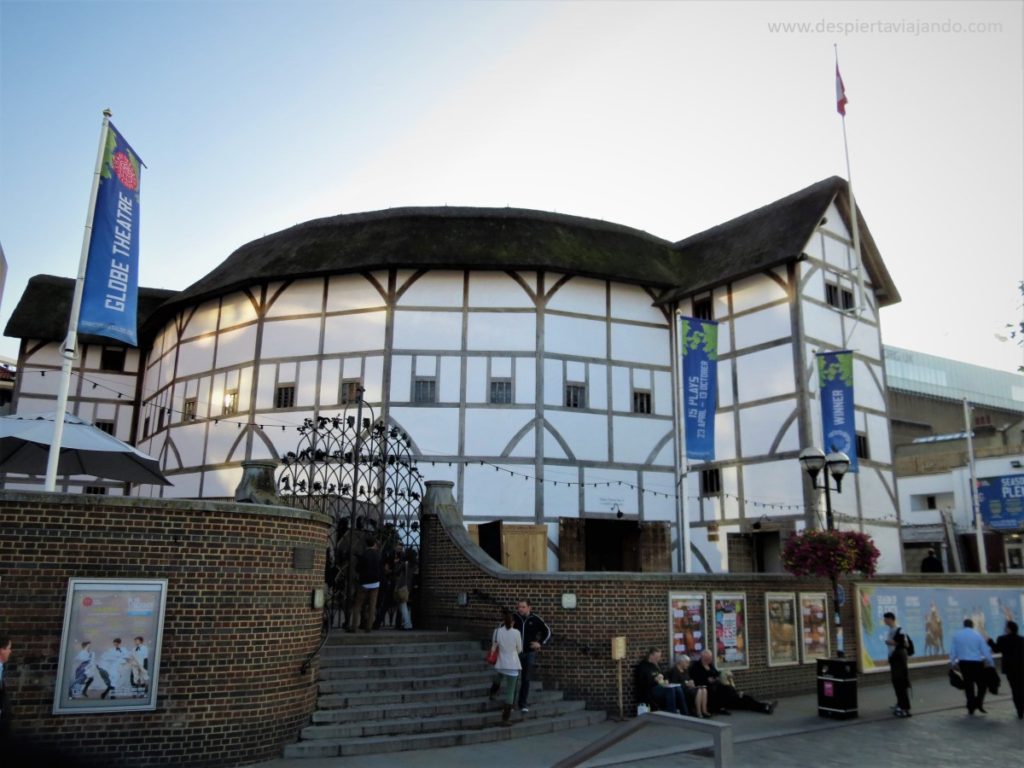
417,490 -> 1019,713
0,491 -> 330,767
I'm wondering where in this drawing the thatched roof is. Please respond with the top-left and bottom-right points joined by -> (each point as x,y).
3,275 -> 176,344
5,178 -> 901,344
660,176 -> 900,306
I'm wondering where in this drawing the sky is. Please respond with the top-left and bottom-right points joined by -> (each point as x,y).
1,0 -> 1022,374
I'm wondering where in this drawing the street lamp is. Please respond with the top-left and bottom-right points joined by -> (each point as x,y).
799,446 -> 850,658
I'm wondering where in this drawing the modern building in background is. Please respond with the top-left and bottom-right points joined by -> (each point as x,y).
4,177 -> 906,574
887,345 -> 1024,573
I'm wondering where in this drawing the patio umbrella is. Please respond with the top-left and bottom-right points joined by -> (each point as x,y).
0,411 -> 171,485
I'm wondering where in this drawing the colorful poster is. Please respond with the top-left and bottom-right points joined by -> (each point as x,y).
679,317 -> 718,461
53,579 -> 167,714
856,583 -> 1024,674
765,592 -> 799,666
669,592 -> 708,662
976,474 -> 1024,530
79,121 -> 143,345
799,592 -> 830,663
816,350 -> 857,472
713,593 -> 748,669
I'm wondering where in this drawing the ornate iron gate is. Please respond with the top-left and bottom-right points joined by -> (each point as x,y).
276,391 -> 423,647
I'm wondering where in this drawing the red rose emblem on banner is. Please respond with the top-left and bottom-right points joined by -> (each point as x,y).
112,151 -> 139,191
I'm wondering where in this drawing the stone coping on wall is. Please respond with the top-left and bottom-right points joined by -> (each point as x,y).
0,488 -> 332,526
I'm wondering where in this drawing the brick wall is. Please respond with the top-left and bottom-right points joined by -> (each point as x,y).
0,491 -> 330,767
417,482 -> 1019,713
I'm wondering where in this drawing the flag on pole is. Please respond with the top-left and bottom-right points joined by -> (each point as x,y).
835,64 -> 848,116
679,317 -> 719,461
79,122 -> 143,345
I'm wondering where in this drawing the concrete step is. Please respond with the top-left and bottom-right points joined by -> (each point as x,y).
317,668 -> 496,695
317,680 -> 549,710
283,709 -> 607,759
300,698 -> 586,740
311,689 -> 564,724
318,658 -> 484,681
320,647 -> 482,667
322,638 -> 480,657
324,630 -> 477,647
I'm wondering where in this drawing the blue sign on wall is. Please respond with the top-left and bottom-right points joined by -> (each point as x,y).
816,350 -> 858,472
680,317 -> 718,462
977,474 -> 1024,530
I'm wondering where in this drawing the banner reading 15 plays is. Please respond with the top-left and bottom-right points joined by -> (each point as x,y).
79,122 -> 143,346
679,317 -> 718,461
816,350 -> 857,472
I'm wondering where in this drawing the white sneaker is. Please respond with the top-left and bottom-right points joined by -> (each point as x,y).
520,706 -> 529,713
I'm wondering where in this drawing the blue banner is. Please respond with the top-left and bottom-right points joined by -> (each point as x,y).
680,317 -> 718,461
79,122 -> 142,345
857,583 -> 1024,673
816,350 -> 857,472
977,474 -> 1024,530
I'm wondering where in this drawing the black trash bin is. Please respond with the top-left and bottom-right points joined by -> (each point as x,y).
816,657 -> 857,719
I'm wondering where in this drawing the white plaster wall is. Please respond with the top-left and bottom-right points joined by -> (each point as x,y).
181,300 -> 220,340
853,359 -> 886,412
439,356 -> 461,402
863,523 -> 903,573
389,406 -> 460,454
733,303 -> 793,350
800,296 -> 844,348
203,466 -> 244,498
218,292 -> 258,329
653,371 -> 672,416
611,366 -> 630,412
176,337 -> 216,378
847,321 -> 883,359
298,360 -> 319,406
514,358 -> 535,405
466,313 -> 536,352
217,325 -> 259,369
738,399 -> 800,457
543,359 -> 563,406
588,363 -> 608,410
462,463 -> 536,519
611,416 -> 673,464
540,472 -> 580,517
735,345 -> 795,403
319,358 -> 340,407
390,356 -> 412,401
822,233 -> 853,271
546,411 -> 608,462
713,409 -> 737,462
466,357 -> 487,403
467,272 -> 535,308
464,409 -> 535,456
323,311 -> 387,354
730,271 -> 789,315
610,283 -> 663,324
546,276 -> 604,316
326,274 -> 387,312
545,314 -> 606,358
266,280 -> 323,318
610,324 -> 669,365
717,360 -> 734,409
363,356 -> 385,402
397,271 -> 464,307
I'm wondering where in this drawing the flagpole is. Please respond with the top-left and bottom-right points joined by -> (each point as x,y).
835,46 -> 868,315
45,108 -> 113,492
670,311 -> 691,572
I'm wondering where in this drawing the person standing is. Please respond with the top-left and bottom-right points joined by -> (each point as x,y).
393,549 -> 414,630
98,638 -> 128,699
349,537 -> 382,633
920,549 -> 944,573
0,636 -> 12,746
987,620 -> 1023,719
513,598 -> 550,713
949,618 -> 994,715
490,609 -> 523,726
883,611 -> 912,718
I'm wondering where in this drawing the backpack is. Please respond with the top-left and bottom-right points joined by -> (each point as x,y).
900,629 -> 915,656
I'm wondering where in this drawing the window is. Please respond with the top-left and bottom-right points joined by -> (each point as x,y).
489,379 -> 512,404
223,390 -> 238,416
700,468 -> 722,496
84,486 -> 108,495
94,420 -> 115,436
632,390 -> 652,414
157,408 -> 165,432
825,281 -> 855,310
413,378 -> 436,403
856,432 -> 870,461
692,295 -> 713,321
183,397 -> 197,421
275,385 -> 296,409
340,379 -> 362,404
143,416 -> 150,438
100,347 -> 126,372
565,383 -> 586,409
926,495 -> 937,510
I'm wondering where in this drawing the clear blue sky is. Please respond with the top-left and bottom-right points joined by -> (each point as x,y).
2,0 -> 1022,374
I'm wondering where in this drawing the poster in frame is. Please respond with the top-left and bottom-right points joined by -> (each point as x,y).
712,592 -> 749,669
53,578 -> 168,714
799,591 -> 830,663
668,592 -> 708,662
765,592 -> 799,667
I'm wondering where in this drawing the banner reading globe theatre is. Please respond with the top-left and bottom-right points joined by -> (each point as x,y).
679,317 -> 718,461
78,122 -> 142,346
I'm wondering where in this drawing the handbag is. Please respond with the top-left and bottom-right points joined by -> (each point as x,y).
948,668 -> 965,690
485,647 -> 499,665
984,664 -> 1001,695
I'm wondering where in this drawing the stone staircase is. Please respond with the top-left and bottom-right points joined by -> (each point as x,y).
284,630 -> 606,758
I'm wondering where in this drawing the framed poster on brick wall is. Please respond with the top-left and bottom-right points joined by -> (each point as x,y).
712,592 -> 749,669
799,592 -> 830,664
765,592 -> 799,667
53,578 -> 168,714
669,592 -> 708,662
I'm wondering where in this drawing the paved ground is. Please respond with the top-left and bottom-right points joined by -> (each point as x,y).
253,672 -> 1022,768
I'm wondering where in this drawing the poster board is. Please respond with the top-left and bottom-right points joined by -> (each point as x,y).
53,578 -> 168,714
668,592 -> 708,662
856,583 -> 1024,674
712,592 -> 749,669
799,592 -> 830,663
765,592 -> 799,667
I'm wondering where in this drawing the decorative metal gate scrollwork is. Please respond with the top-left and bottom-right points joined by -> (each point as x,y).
276,391 -> 423,654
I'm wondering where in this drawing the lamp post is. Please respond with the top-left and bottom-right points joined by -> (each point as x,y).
799,446 -> 850,657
